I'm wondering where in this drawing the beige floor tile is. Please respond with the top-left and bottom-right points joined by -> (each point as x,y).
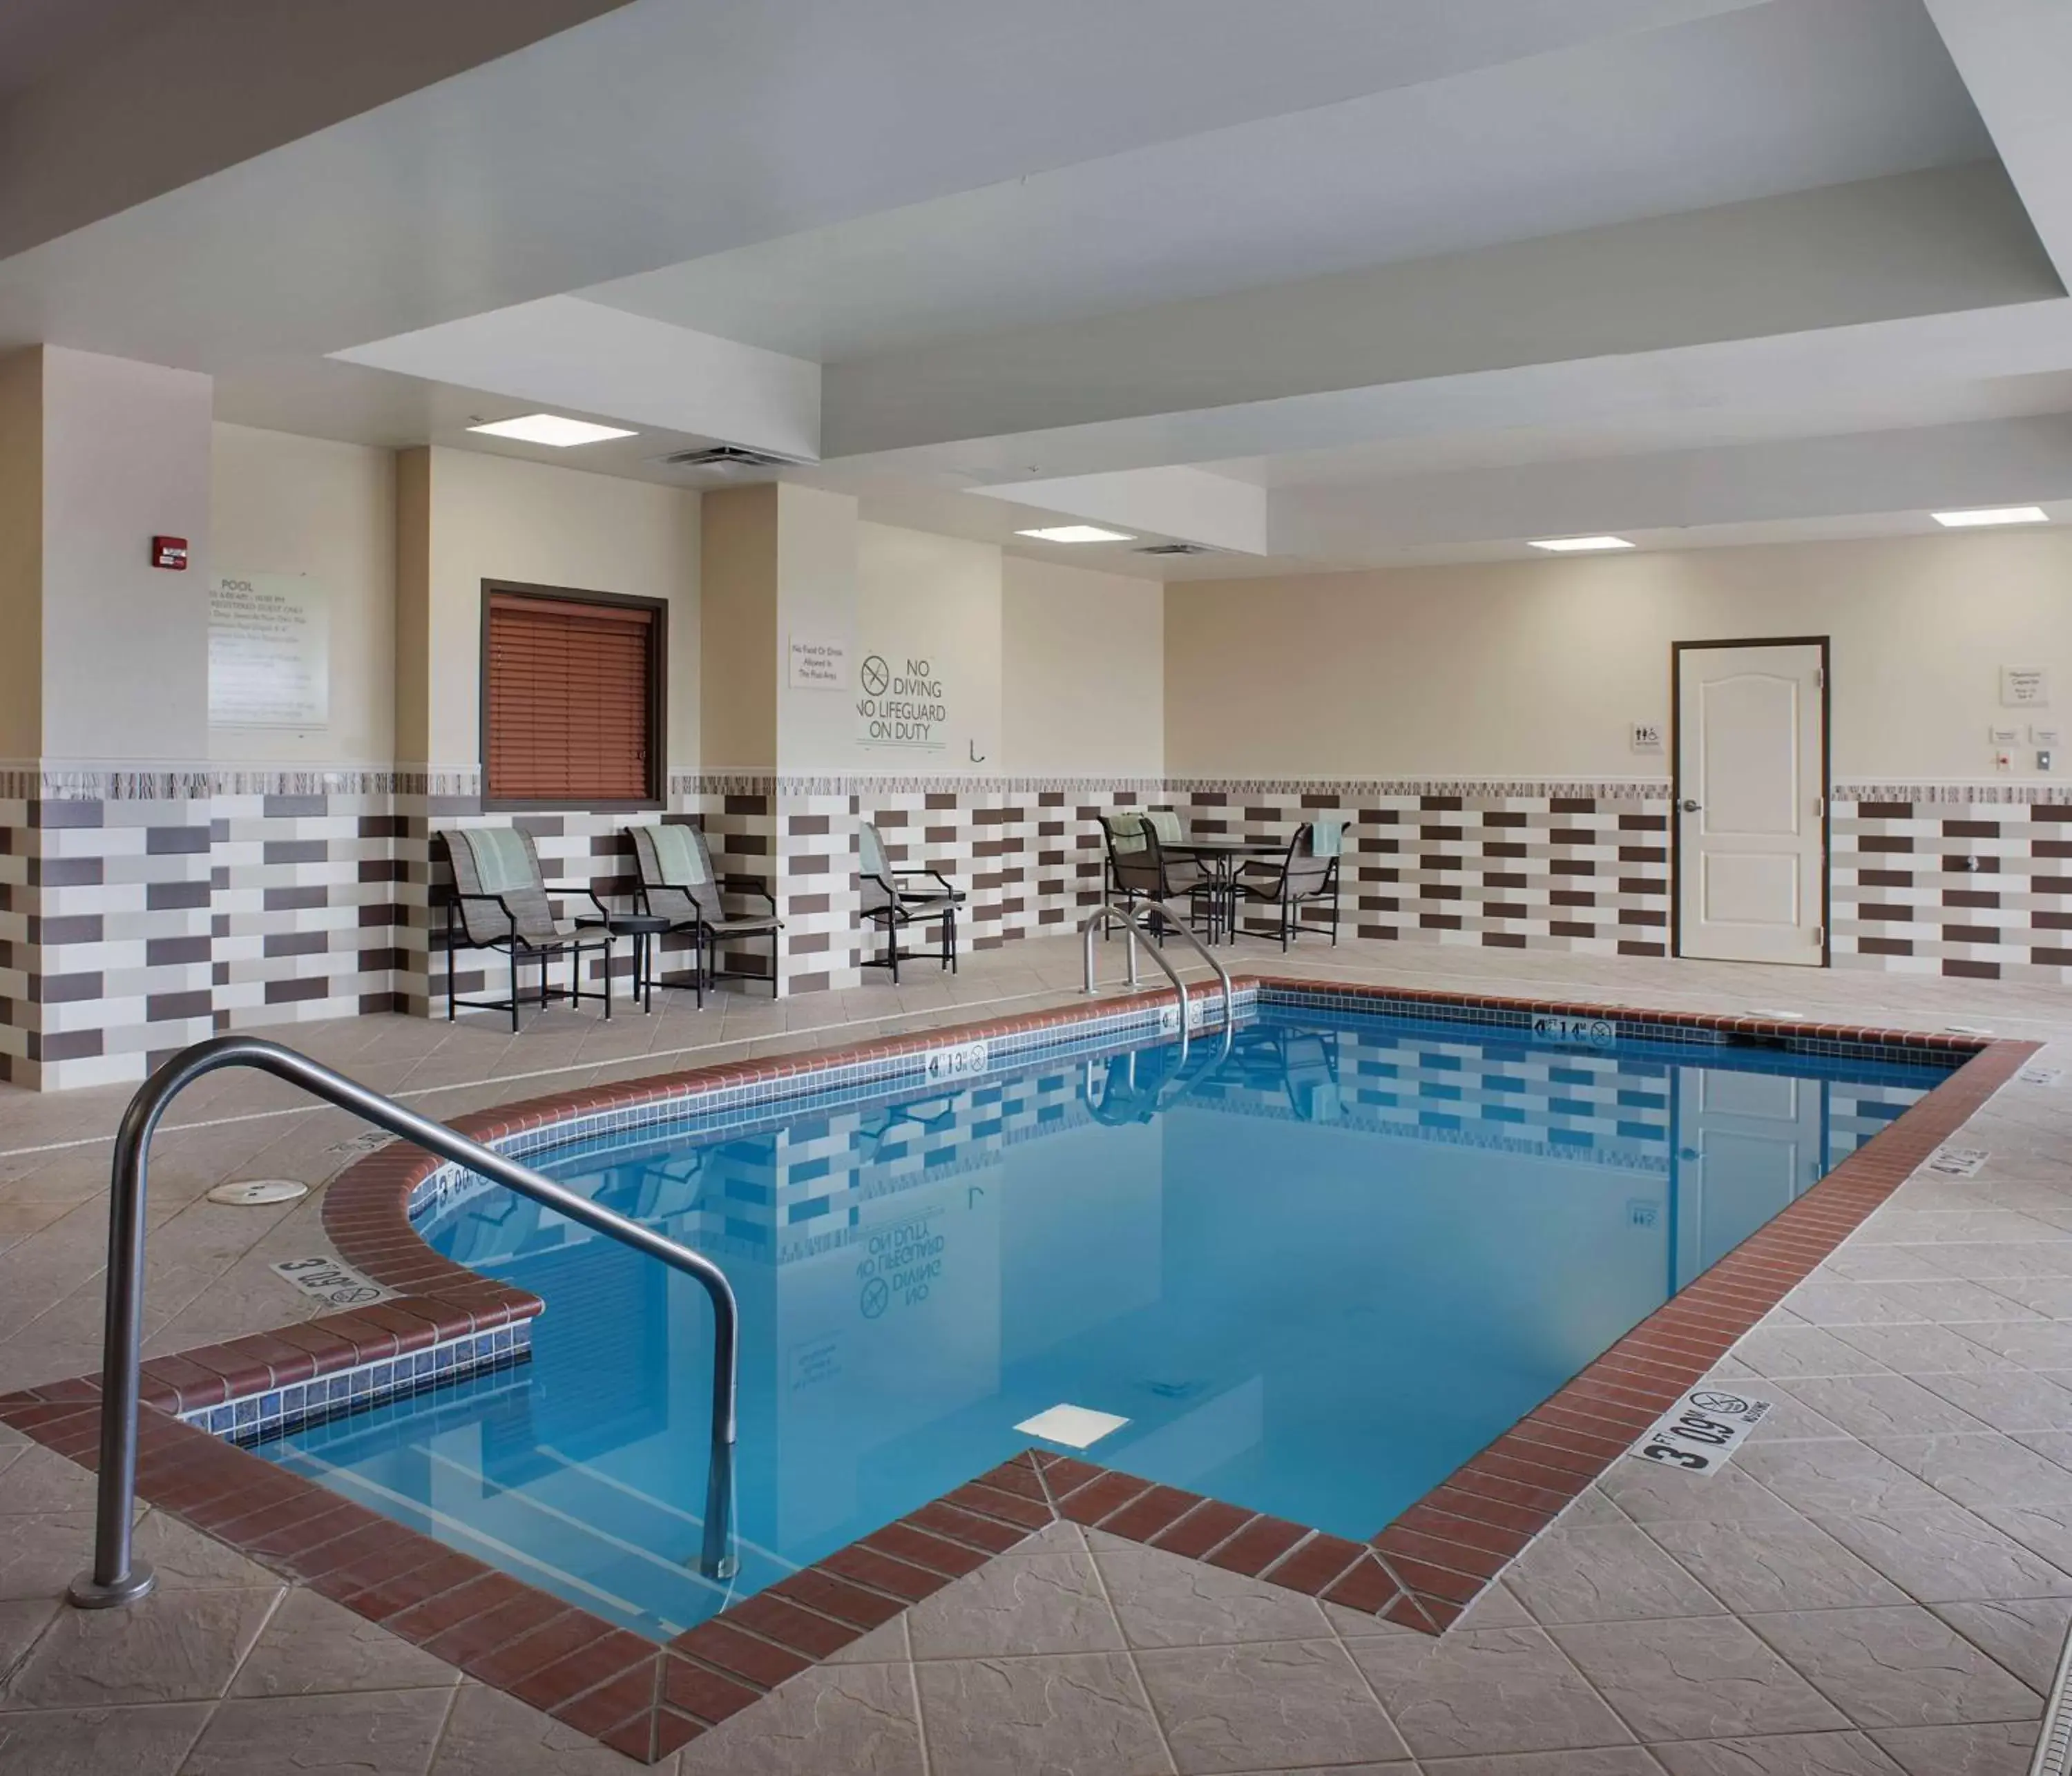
0,1701 -> 211,1776
1648,1732 -> 1904,1775
1135,1639 -> 1408,1773
1407,1753 -> 1662,1776
1,1585 -> 282,1708
1745,1605 -> 2042,1729
229,1587 -> 465,1698
1868,1433 -> 2072,1512
1095,1544 -> 1334,1648
1915,1370 -> 2072,1434
914,1653 -> 1169,1776
178,1686 -> 454,1776
1809,1501 -> 2072,1603
428,1683 -> 662,1776
1549,1616 -> 1849,1742
1870,1720 -> 2037,1776
1774,1375 -> 1995,1440
1930,1596 -> 2072,1692
902,1549 -> 1123,1659
1348,1626 -> 1632,1759
1506,1524 -> 1726,1625
1642,1518 -> 1904,1614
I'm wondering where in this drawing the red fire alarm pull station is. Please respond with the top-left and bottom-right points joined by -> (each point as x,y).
151,536 -> 189,570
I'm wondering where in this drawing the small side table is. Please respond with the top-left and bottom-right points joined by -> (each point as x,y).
611,916 -> 676,1013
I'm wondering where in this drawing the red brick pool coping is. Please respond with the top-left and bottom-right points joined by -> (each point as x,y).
0,979 -> 2034,1764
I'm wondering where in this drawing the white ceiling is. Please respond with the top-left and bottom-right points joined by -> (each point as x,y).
4,0 -> 2071,579
586,0 -> 1989,363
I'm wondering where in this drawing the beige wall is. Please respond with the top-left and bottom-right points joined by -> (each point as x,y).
699,484 -> 780,771
1003,556 -> 1163,776
856,521 -> 1001,775
414,447 -> 701,773
211,423 -> 396,768
1167,530 -> 2072,782
0,351 -> 41,760
39,346 -> 213,766
773,485 -> 863,773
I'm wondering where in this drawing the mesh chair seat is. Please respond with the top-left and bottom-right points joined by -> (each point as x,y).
629,820 -> 780,1004
1100,812 -> 1220,940
860,820 -> 962,981
702,912 -> 783,935
440,827 -> 613,1029
1233,820 -> 1345,950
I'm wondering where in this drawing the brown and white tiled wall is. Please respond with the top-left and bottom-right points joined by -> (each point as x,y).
7,769 -> 2071,1089
0,769 -> 216,1091
1830,785 -> 2072,980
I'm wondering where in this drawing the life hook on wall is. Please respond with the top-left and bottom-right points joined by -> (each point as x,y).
969,740 -> 986,763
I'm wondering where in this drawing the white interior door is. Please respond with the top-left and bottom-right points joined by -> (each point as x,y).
1676,642 -> 1825,965
1673,1066 -> 1825,1287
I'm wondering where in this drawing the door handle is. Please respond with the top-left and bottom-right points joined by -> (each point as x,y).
1680,799 -> 1701,813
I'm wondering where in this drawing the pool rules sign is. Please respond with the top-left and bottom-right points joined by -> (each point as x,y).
1630,1387 -> 1772,1476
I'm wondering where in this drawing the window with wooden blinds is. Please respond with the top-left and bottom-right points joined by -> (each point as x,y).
481,585 -> 664,805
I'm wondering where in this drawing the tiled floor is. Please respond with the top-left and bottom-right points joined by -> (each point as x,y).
3,934 -> 2071,1773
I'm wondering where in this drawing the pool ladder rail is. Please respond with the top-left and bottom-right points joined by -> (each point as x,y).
1080,898 -> 1236,1072
66,1034 -> 741,1611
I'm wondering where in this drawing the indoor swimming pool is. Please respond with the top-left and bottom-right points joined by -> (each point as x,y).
258,1001 -> 1954,1640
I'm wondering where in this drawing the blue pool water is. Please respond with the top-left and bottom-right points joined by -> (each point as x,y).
262,1006 -> 1950,1639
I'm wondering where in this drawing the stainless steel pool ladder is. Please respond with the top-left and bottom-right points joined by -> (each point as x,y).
1080,899 -> 1236,1070
67,1034 -> 741,1610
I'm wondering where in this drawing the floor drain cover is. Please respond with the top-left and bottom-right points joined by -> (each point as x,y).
206,1179 -> 309,1207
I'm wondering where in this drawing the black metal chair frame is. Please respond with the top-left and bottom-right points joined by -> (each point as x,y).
860,833 -> 964,984
634,873 -> 782,1007
1098,813 -> 1220,944
628,822 -> 783,1007
1231,822 -> 1344,950
440,838 -> 615,1032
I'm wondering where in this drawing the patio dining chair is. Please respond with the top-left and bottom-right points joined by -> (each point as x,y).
440,826 -> 613,1030
629,820 -> 783,1006
1231,817 -> 1345,949
1098,812 -> 1219,941
859,820 -> 965,982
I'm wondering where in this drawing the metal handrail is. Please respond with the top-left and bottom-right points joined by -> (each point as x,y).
68,1035 -> 740,1610
1080,899 -> 1237,1070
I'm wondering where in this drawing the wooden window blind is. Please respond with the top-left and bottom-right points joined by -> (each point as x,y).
483,590 -> 660,803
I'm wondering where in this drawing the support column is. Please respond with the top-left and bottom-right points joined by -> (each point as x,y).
0,347 -> 215,1089
702,483 -> 864,996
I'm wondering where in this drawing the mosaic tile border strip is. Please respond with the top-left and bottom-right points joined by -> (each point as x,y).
175,1324 -> 531,1446
0,982 -> 2032,1764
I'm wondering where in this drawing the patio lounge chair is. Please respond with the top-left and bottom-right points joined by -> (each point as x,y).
441,826 -> 613,1030
1232,818 -> 1345,949
628,820 -> 782,1006
860,821 -> 964,982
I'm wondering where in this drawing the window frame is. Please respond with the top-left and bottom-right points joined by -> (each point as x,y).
477,578 -> 669,812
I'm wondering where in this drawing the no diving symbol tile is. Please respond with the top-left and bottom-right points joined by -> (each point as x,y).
860,1276 -> 890,1319
1631,1387 -> 1772,1476
1927,1146 -> 1989,1178
271,1255 -> 395,1309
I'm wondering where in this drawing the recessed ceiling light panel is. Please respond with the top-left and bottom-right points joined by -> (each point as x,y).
467,414 -> 637,447
1527,535 -> 1635,553
1930,505 -> 2049,528
1013,524 -> 1137,543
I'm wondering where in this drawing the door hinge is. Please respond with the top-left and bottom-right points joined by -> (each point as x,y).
1815,666 -> 1825,688
1814,925 -> 1824,945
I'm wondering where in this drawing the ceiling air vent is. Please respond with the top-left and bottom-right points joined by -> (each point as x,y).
1135,541 -> 1218,556
657,445 -> 802,472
